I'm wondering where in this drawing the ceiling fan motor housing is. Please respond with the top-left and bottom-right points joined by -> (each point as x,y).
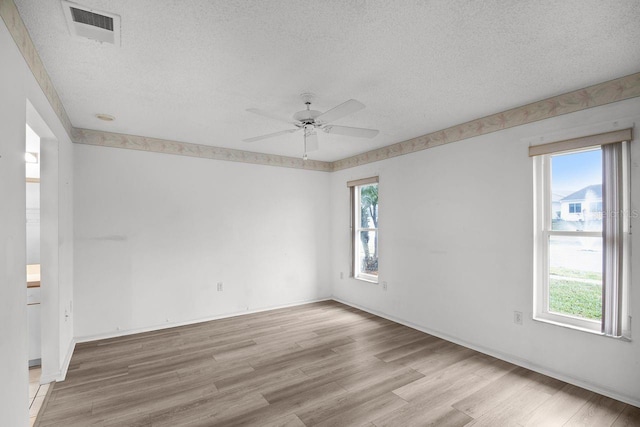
293,109 -> 322,125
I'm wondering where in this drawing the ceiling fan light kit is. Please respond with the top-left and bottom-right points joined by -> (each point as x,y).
244,93 -> 379,160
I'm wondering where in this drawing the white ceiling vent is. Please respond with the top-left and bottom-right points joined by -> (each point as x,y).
62,1 -> 120,45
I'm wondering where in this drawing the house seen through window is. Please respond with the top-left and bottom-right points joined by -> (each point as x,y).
548,149 -> 603,321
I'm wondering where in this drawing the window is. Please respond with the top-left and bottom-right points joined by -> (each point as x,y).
568,202 -> 582,214
348,177 -> 379,282
532,129 -> 631,337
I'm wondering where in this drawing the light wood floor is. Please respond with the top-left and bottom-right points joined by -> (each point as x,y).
29,366 -> 50,426
36,301 -> 640,426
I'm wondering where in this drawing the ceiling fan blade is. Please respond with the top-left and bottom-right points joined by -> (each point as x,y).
316,99 -> 365,124
246,108 -> 297,125
243,128 -> 299,143
305,130 -> 319,152
322,125 -> 379,139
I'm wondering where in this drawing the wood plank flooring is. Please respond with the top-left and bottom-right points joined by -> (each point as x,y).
35,301 -> 640,426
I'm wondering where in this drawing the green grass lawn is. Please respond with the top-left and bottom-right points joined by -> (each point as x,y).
549,266 -> 602,281
549,278 -> 602,320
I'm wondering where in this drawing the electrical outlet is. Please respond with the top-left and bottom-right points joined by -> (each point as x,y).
382,281 -> 388,291
514,311 -> 523,325
217,282 -> 223,291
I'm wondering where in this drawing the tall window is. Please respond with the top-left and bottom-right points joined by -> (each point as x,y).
348,177 -> 379,283
531,129 -> 631,337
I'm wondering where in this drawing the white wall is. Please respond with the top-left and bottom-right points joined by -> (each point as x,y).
26,182 -> 40,264
0,20 -> 29,427
330,97 -> 640,406
0,19 -> 74,427
73,144 -> 332,338
25,125 -> 40,265
56,128 -> 75,375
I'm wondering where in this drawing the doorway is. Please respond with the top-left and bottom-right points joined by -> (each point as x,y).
25,99 -> 64,424
25,123 -> 48,423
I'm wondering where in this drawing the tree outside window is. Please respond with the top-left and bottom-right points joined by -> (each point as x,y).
358,184 -> 378,278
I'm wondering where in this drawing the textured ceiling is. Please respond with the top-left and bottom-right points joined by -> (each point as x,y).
13,0 -> 640,162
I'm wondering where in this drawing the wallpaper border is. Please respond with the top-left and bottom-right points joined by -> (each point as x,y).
72,128 -> 334,172
332,72 -> 640,170
0,0 -> 73,135
3,0 -> 639,173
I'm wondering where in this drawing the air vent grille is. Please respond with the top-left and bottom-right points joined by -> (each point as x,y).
62,1 -> 120,45
70,7 -> 113,31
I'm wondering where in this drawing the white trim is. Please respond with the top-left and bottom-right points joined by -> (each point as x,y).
59,338 -> 76,381
353,181 -> 379,283
546,230 -> 602,238
533,155 -> 547,325
347,176 -> 379,188
530,316 -> 629,338
74,297 -> 332,344
331,297 -> 640,408
528,128 -> 632,157
40,338 -> 76,384
522,119 -> 636,148
534,148 -> 608,333
354,275 -> 378,284
533,312 -> 601,334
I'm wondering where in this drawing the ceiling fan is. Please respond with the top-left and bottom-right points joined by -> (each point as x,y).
243,93 -> 379,160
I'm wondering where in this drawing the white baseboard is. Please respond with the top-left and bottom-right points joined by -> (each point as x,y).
59,338 -> 76,381
40,338 -> 76,384
332,297 -> 640,409
74,296 -> 332,344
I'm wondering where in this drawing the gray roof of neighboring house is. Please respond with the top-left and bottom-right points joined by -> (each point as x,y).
561,184 -> 602,201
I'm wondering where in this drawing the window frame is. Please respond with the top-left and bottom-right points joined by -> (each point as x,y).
534,149 -> 603,333
532,136 -> 631,338
348,177 -> 379,283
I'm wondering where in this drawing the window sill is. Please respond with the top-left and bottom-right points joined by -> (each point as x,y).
533,315 -> 631,342
354,276 -> 378,284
